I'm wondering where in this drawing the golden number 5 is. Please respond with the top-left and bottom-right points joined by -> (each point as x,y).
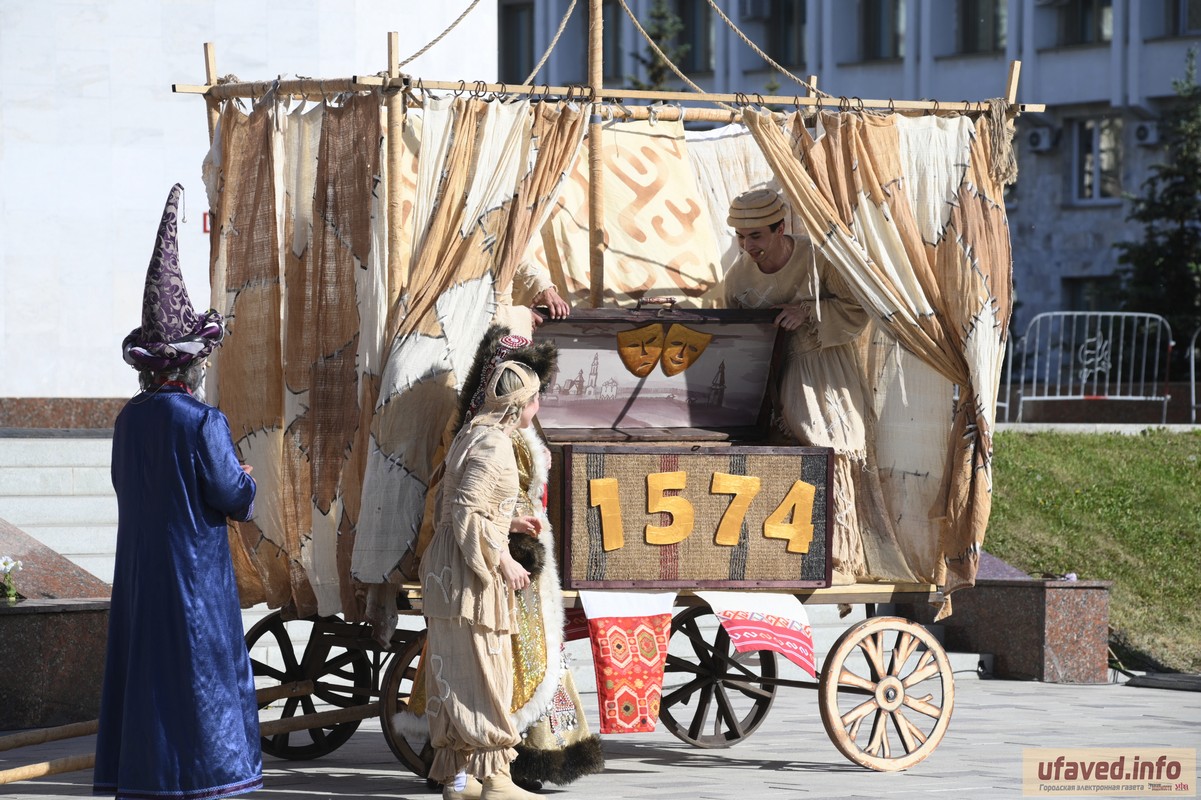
588,477 -> 625,552
763,480 -> 816,554
645,471 -> 694,545
709,472 -> 762,546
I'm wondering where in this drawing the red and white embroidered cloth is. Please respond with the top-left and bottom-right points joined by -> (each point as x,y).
695,591 -> 816,678
578,591 -> 676,734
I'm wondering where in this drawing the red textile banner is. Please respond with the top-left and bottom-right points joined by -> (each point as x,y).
586,613 -> 672,733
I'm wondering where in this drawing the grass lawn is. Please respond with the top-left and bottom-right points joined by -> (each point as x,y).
988,429 -> 1201,673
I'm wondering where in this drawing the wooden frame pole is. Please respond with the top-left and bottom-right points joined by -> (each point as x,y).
386,32 -> 406,296
587,0 -> 605,308
203,43 -> 219,143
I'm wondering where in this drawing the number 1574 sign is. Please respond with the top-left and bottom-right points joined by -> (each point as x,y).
557,445 -> 833,589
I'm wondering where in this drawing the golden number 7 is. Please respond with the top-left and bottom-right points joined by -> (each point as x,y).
709,472 -> 762,545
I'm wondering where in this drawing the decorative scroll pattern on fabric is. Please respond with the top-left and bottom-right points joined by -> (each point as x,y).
533,117 -> 724,307
696,591 -> 816,677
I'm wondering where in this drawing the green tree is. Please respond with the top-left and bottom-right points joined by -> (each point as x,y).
1117,49 -> 1201,359
628,0 -> 689,91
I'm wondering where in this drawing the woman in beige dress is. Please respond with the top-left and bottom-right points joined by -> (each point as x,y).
420,360 -> 544,800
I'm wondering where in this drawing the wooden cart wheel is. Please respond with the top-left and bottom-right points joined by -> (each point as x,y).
380,630 -> 435,777
244,612 -> 373,760
818,616 -> 954,772
660,605 -> 778,748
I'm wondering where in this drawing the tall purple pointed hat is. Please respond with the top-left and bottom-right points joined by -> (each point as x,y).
122,183 -> 224,370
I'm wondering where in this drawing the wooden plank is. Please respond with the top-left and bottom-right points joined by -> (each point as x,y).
258,704 -> 379,737
0,753 -> 95,785
0,720 -> 97,752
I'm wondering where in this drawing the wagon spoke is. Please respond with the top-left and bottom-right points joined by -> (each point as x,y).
713,684 -> 745,739
841,697 -> 878,731
665,653 -> 706,675
837,668 -> 876,693
902,693 -> 943,719
891,708 -> 927,753
663,675 -> 709,706
858,632 -> 887,680
250,658 -> 288,684
902,651 -> 940,687
888,632 -> 919,676
723,678 -> 774,702
866,710 -> 890,757
687,684 -> 715,741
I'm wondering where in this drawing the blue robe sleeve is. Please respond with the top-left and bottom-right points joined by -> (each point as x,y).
196,407 -> 256,521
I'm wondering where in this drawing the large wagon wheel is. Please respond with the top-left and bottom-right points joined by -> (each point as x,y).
818,616 -> 954,772
380,630 -> 435,777
660,605 -> 778,748
245,612 -> 374,760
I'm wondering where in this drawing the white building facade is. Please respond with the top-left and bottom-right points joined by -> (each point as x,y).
499,0 -> 1201,334
0,1 -> 498,400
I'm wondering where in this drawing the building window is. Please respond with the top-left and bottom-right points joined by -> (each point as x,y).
676,0 -> 715,72
767,0 -> 806,67
1058,0 -> 1113,46
1073,118 -> 1123,203
959,0 -> 1007,54
499,1 -> 535,84
1063,275 -> 1121,311
1172,0 -> 1201,35
863,0 -> 905,61
602,0 -> 624,81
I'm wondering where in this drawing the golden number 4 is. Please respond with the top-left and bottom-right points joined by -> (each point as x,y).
709,472 -> 762,545
763,480 -> 816,554
645,471 -> 694,545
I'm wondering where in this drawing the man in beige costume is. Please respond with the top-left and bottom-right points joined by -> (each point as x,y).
722,189 -> 874,581
420,361 -> 545,800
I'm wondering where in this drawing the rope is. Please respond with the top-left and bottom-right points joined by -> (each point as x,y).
398,0 -> 483,69
618,0 -> 734,111
703,0 -> 835,101
525,0 -> 579,84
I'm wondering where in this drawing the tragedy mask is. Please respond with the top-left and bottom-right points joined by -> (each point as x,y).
660,323 -> 713,376
616,323 -> 666,378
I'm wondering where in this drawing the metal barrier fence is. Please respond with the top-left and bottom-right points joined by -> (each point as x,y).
1191,327 -> 1200,424
1005,311 -> 1174,424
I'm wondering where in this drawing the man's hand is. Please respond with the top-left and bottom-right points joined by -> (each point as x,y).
773,303 -> 814,332
536,287 -> 571,319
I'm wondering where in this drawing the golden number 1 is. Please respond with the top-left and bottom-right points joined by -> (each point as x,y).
763,480 -> 816,554
645,471 -> 694,545
588,477 -> 624,552
710,472 -> 762,546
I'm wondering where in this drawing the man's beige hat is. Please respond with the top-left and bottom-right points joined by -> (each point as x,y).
727,188 -> 786,228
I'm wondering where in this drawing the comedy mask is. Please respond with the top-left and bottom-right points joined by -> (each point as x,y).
660,323 -> 713,376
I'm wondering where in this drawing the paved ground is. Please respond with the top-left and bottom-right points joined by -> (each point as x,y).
4,674 -> 1199,800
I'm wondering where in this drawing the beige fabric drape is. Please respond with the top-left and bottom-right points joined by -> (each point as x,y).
352,98 -> 586,595
207,93 -> 383,619
745,108 -> 1012,609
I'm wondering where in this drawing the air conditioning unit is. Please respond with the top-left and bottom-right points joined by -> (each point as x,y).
740,0 -> 772,22
1026,127 -> 1056,153
1134,120 -> 1160,147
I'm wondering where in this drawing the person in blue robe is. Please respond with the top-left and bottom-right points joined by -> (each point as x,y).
94,183 -> 262,800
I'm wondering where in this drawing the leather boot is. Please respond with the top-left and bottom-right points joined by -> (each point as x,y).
480,773 -> 541,800
443,775 -> 483,800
